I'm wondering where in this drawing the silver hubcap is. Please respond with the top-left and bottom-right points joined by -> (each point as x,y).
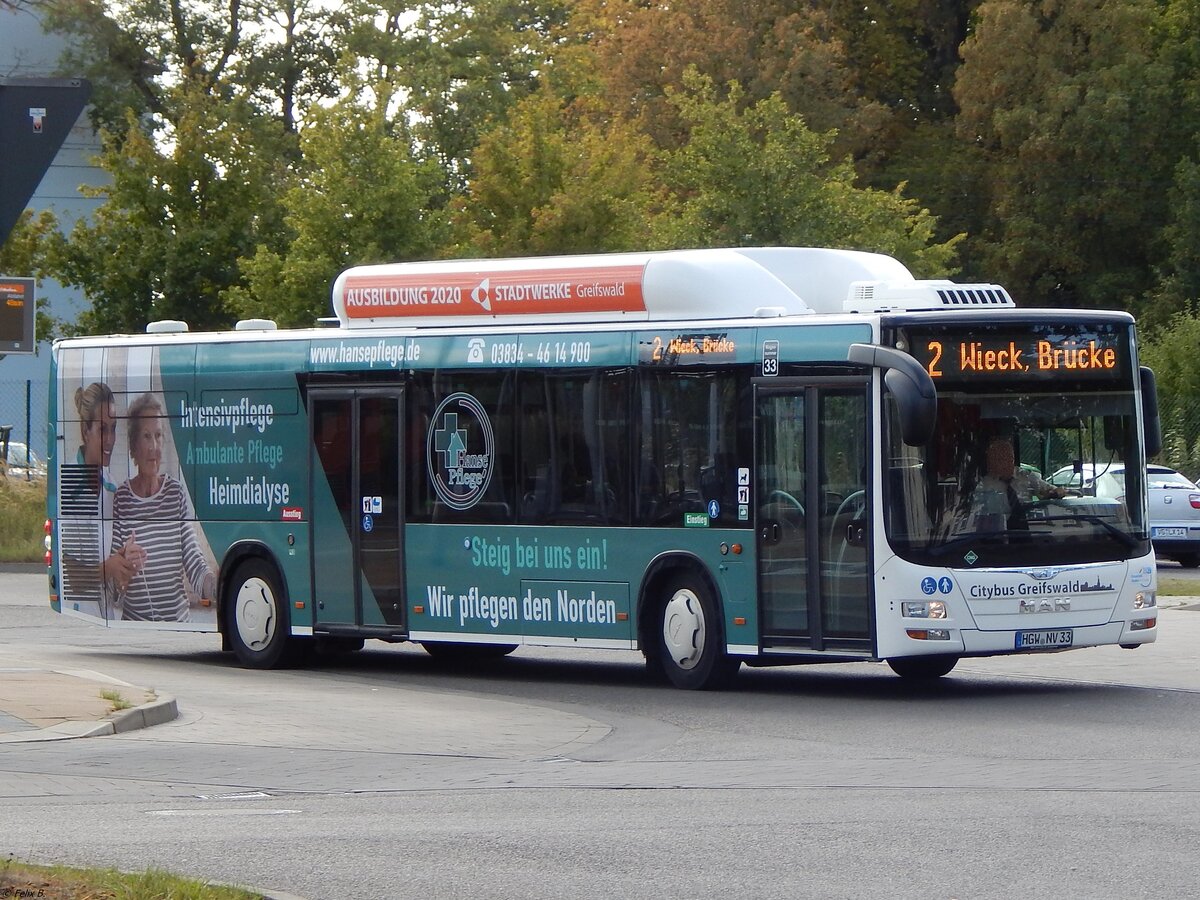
662,588 -> 705,670
235,576 -> 276,651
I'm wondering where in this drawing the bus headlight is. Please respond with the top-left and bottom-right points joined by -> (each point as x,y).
902,600 -> 947,619
1133,591 -> 1157,610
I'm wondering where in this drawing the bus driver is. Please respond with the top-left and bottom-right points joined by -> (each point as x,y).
970,435 -> 1067,530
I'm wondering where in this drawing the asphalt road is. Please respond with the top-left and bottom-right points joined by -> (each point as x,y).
2,571 -> 1199,899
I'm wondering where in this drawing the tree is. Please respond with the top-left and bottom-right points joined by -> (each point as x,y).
570,0 -> 880,160
32,0 -> 361,334
655,73 -> 961,275
228,97 -> 448,327
954,0 -> 1177,310
1139,312 -> 1200,476
451,86 -> 661,257
41,0 -> 349,139
348,0 -> 574,188
50,88 -> 291,334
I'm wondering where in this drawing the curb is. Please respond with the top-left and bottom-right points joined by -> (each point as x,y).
0,675 -> 178,744
111,693 -> 180,734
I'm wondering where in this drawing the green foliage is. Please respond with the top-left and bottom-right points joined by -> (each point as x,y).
954,0 -> 1179,309
50,89 -> 291,334
656,74 -> 962,275
452,87 -> 661,256
42,0 -> 351,137
1146,150 -> 1200,327
1138,313 -> 1200,477
27,0 -> 1200,344
229,98 -> 448,327
355,0 -> 574,186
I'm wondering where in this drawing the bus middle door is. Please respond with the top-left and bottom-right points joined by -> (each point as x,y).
310,387 -> 405,635
755,378 -> 872,653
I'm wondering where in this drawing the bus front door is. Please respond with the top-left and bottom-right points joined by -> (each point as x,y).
310,389 -> 405,633
756,381 -> 872,652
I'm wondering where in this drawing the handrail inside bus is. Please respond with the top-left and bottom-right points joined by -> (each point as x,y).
847,342 -> 937,446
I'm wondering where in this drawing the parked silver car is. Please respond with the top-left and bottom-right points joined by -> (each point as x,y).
1048,462 -> 1200,567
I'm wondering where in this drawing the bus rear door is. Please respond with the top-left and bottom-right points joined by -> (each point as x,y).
756,379 -> 872,653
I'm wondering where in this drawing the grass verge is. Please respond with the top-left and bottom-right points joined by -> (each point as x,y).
0,476 -> 45,563
1155,575 -> 1198,597
0,857 -> 264,899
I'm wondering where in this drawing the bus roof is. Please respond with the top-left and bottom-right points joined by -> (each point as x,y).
330,247 -> 1013,328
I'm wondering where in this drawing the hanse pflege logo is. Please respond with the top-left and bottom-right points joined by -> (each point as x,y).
427,392 -> 494,509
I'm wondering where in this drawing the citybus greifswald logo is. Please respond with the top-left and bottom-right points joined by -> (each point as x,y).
427,392 -> 494,510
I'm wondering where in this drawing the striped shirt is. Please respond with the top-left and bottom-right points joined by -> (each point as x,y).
112,474 -> 212,622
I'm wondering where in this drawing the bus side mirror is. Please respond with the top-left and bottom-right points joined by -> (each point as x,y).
848,343 -> 937,447
1140,366 -> 1162,458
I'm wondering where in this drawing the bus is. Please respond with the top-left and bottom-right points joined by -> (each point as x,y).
46,247 -> 1162,687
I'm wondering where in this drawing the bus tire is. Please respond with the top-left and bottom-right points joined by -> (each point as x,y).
226,558 -> 305,669
657,574 -> 739,690
887,655 -> 959,679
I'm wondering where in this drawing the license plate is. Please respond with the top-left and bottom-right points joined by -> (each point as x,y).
1152,526 -> 1187,538
1015,629 -> 1074,650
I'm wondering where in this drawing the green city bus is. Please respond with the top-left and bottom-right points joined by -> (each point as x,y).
47,247 -> 1162,687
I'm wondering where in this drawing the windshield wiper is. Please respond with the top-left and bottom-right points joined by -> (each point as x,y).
1028,514 -> 1141,549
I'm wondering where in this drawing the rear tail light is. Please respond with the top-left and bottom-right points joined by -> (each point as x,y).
44,518 -> 53,566
1189,493 -> 1200,509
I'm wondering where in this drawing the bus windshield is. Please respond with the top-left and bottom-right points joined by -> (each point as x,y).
884,322 -> 1150,568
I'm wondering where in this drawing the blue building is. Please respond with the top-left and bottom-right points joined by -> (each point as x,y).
0,4 -> 105,455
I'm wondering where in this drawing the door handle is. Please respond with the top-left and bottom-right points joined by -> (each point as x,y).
846,518 -> 867,547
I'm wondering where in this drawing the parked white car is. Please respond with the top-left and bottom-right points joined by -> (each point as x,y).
3,441 -> 47,481
1048,462 -> 1200,567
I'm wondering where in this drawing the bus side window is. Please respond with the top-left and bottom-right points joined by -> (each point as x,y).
518,369 -> 631,526
637,369 -> 745,526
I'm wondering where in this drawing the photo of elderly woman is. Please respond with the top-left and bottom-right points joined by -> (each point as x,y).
111,392 -> 216,622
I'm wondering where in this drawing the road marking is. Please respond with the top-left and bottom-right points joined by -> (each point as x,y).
148,808 -> 301,817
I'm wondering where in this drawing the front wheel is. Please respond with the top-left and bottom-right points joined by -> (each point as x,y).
225,558 -> 307,668
887,655 -> 959,679
656,574 -> 739,690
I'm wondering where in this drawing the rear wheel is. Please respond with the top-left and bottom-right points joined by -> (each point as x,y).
887,655 -> 959,679
656,573 -> 739,690
1172,553 -> 1200,569
226,558 -> 308,668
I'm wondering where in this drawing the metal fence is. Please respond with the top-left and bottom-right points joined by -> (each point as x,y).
1154,390 -> 1200,483
0,379 -> 50,461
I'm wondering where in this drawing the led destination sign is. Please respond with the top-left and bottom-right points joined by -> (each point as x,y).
905,325 -> 1128,383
